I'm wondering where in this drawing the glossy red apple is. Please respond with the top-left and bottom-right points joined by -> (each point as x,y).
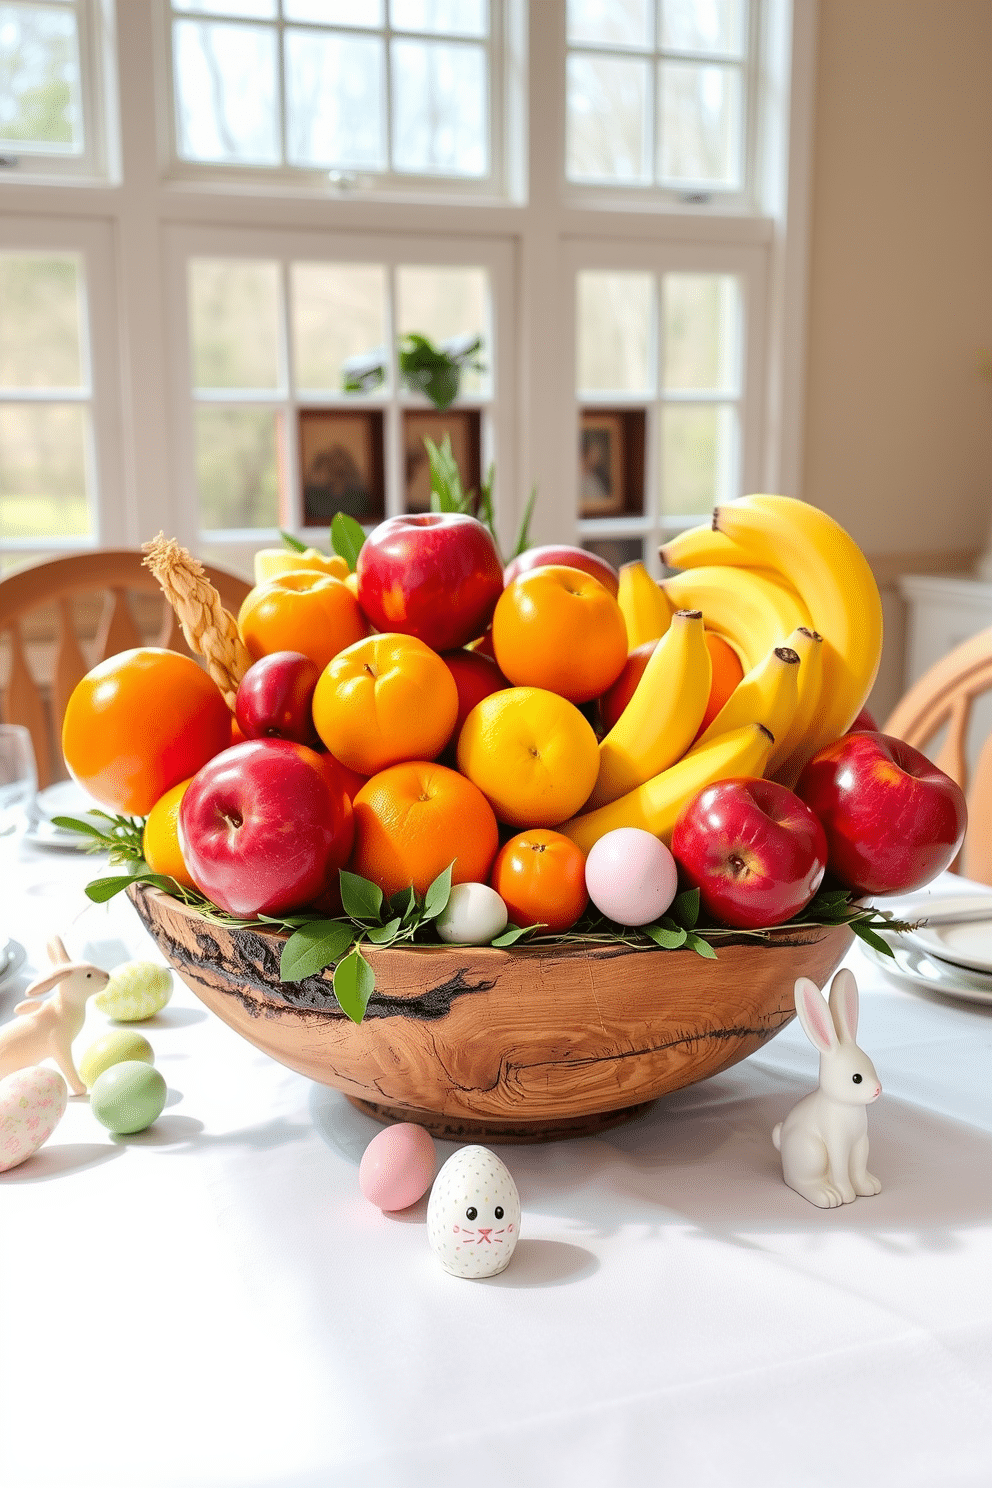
503,544 -> 620,596
178,739 -> 354,918
671,777 -> 828,929
235,651 -> 321,747
847,706 -> 879,732
442,648 -> 510,736
796,731 -> 966,896
356,513 -> 504,652
598,640 -> 656,734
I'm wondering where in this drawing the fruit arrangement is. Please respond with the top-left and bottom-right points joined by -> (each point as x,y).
57,496 -> 966,1027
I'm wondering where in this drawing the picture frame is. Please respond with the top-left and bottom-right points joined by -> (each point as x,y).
298,408 -> 385,527
403,410 -> 481,514
579,412 -> 626,517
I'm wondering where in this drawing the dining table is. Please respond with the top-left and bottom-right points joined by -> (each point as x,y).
2,824 -> 991,1488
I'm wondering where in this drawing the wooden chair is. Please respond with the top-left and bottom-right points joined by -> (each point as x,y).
883,626 -> 992,885
0,550 -> 250,788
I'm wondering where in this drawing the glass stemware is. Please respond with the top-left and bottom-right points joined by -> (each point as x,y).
0,725 -> 39,838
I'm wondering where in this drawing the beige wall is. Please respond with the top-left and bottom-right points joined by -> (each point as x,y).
801,0 -> 992,715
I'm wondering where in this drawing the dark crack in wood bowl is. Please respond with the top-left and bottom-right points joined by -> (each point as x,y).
128,883 -> 854,1143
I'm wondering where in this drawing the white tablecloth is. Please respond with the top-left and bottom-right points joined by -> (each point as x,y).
2,838 -> 991,1488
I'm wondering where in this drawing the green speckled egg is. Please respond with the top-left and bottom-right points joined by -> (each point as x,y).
94,961 -> 172,1021
89,1061 -> 168,1134
78,1031 -> 154,1091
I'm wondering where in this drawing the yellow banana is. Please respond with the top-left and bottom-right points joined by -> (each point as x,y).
617,561 -> 672,650
253,547 -> 348,585
660,525 -> 761,571
769,626 -> 825,786
586,608 -> 712,811
695,643 -> 800,767
660,565 -> 812,672
559,722 -> 775,855
714,495 -> 883,751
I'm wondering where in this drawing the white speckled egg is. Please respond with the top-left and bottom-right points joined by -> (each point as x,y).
585,827 -> 678,926
94,961 -> 172,1021
359,1122 -> 436,1211
435,883 -> 508,945
427,1145 -> 520,1279
0,1066 -> 68,1172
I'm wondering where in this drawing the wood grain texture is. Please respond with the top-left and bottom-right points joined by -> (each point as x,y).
130,885 -> 854,1141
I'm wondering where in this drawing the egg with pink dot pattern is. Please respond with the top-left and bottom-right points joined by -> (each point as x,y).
427,1145 -> 520,1278
0,1066 -> 68,1173
359,1122 -> 436,1211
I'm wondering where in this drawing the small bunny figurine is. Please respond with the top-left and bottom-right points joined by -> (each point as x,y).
0,937 -> 110,1097
773,969 -> 882,1209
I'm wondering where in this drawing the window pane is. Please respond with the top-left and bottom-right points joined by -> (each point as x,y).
0,254 -> 83,388
660,0 -> 744,57
292,263 -> 388,392
397,266 -> 489,397
173,20 -> 279,164
189,260 -> 281,391
391,40 -> 487,176
660,403 -> 736,515
0,404 -> 91,538
390,0 -> 486,37
566,54 -> 649,183
285,30 -> 385,169
174,2 -> 276,16
567,0 -> 651,49
663,274 -> 739,392
0,2 -> 83,152
284,0 -> 382,20
658,61 -> 741,186
194,408 -> 281,529
576,271 -> 653,394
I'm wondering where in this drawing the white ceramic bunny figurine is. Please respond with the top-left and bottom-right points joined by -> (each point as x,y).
0,937 -> 110,1096
773,968 -> 882,1208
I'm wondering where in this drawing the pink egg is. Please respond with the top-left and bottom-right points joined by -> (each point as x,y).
359,1122 -> 436,1211
585,827 -> 679,926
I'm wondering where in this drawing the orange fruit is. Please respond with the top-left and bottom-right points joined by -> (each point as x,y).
62,648 -> 232,816
456,686 -> 600,827
311,633 -> 459,776
491,566 -> 627,703
490,830 -> 589,934
238,571 -> 368,672
142,777 -> 197,890
695,632 -> 745,739
350,761 -> 500,898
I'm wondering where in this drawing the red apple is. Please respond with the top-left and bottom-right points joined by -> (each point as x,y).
599,641 -> 656,734
847,706 -> 879,732
178,739 -> 354,918
795,731 -> 966,896
235,651 -> 321,747
503,544 -> 620,596
356,513 -> 504,652
442,648 -> 510,736
671,777 -> 828,929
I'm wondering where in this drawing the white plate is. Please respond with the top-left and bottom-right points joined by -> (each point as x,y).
0,938 -> 27,987
23,819 -> 101,852
861,933 -> 992,1007
28,780 -> 109,851
35,780 -> 102,821
901,893 -> 992,974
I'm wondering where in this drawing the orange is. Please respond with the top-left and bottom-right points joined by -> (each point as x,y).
695,632 -> 745,739
312,633 -> 459,776
490,830 -> 588,934
456,686 -> 600,827
142,778 -> 197,890
492,566 -> 627,703
62,648 -> 232,817
350,761 -> 500,898
238,571 -> 368,672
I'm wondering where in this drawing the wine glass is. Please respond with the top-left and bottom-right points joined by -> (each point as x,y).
0,725 -> 39,838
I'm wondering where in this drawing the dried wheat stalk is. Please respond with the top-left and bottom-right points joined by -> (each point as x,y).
141,534 -> 251,710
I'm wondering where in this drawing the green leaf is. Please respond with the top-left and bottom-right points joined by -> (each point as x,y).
333,948 -> 375,1024
422,862 -> 454,921
50,815 -> 110,839
84,872 -> 176,903
339,870 -> 384,922
279,920 -> 355,982
476,462 -> 497,537
365,917 -> 402,945
510,484 -> 539,559
424,435 -> 466,512
670,888 -> 701,930
644,923 -> 688,949
330,511 -> 366,571
279,529 -> 309,553
850,921 -> 895,958
685,932 -> 719,960
388,885 -> 418,922
490,923 -> 541,947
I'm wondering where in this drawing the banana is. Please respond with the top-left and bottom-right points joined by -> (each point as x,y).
660,525 -> 761,571
617,561 -> 673,650
586,608 -> 712,810
694,643 -> 800,766
559,722 -> 775,855
714,495 -> 883,752
660,565 -> 812,672
769,626 -> 825,786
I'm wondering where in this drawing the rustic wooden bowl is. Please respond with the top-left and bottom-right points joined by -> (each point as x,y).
129,883 -> 854,1143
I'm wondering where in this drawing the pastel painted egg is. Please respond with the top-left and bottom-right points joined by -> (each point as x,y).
94,961 -> 172,1021
89,1061 -> 168,1135
585,827 -> 678,926
427,1145 -> 521,1279
78,1030 -> 155,1091
0,1066 -> 68,1173
359,1122 -> 436,1211
435,882 -> 508,945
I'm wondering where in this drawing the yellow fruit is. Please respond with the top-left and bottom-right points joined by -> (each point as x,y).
616,561 -> 672,650
457,686 -> 600,828
142,777 -> 196,891
252,547 -> 348,584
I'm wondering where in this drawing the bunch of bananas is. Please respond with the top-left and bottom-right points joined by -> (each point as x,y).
560,495 -> 883,855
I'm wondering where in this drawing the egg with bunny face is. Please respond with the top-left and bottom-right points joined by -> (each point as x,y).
427,1145 -> 521,1278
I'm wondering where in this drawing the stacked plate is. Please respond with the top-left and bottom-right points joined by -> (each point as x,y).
864,893 -> 992,1006
25,780 -> 108,852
